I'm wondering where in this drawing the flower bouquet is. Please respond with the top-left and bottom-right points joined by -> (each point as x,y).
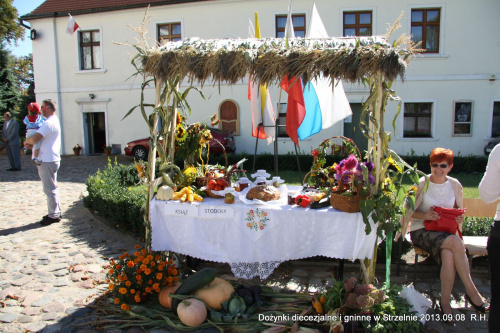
106,245 -> 179,311
330,153 -> 374,213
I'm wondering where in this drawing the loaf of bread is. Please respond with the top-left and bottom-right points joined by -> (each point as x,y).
245,185 -> 280,201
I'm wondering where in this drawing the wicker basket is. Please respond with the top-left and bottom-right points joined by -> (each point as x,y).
330,179 -> 364,213
205,188 -> 225,199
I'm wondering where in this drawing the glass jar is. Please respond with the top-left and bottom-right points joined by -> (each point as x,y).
239,177 -> 250,190
272,176 -> 283,188
255,176 -> 267,186
225,188 -> 236,204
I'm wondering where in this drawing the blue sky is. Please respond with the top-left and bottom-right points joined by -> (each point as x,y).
7,0 -> 46,57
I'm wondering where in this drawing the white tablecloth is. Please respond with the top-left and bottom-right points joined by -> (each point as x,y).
150,186 -> 378,279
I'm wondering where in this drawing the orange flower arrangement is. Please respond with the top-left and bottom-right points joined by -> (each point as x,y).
106,245 -> 179,311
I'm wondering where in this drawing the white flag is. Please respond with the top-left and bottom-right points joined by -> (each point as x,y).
66,14 -> 79,35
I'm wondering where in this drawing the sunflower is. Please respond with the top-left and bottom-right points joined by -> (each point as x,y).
175,125 -> 186,141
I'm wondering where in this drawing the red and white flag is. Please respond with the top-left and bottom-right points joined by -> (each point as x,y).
66,14 -> 79,35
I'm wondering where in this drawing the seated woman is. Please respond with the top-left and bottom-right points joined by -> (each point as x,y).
400,148 -> 488,323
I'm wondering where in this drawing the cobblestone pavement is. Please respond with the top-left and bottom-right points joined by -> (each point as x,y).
0,153 -> 491,332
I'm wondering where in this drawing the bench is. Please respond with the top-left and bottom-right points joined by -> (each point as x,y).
403,198 -> 494,281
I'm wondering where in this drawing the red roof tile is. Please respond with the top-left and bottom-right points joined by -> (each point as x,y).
21,0 -> 208,19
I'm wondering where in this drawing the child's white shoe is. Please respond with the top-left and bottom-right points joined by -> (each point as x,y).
32,158 -> 41,166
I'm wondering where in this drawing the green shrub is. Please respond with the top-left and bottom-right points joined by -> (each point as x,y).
462,217 -> 493,236
84,160 -> 146,237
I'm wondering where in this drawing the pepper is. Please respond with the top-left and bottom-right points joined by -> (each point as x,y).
295,195 -> 311,208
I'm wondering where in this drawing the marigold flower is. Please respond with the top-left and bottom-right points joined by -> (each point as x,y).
118,288 -> 127,294
114,298 -> 120,304
141,249 -> 147,255
115,264 -> 121,270
119,255 -> 125,260
140,264 -> 147,271
121,303 -> 130,311
108,269 -> 114,274
148,280 -> 153,285
142,259 -> 150,265
153,283 -> 159,289
127,261 -> 134,268
108,284 -> 115,290
137,280 -> 143,285
145,287 -> 152,293
156,273 -> 163,280
155,255 -> 161,261
147,255 -> 153,261
173,276 -> 179,282
125,281 -> 131,287
169,259 -> 174,264
136,275 -> 142,280
172,269 -> 178,275
167,267 -> 172,274
135,244 -> 140,249
136,269 -> 142,274
130,289 -> 136,294
134,251 -> 140,257
145,268 -> 151,275
167,276 -> 173,283
150,261 -> 156,267
158,265 -> 164,271
135,295 -> 141,303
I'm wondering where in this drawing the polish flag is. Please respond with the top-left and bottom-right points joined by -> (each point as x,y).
66,14 -> 79,35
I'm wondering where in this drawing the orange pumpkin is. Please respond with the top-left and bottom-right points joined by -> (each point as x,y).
158,283 -> 180,308
177,298 -> 207,326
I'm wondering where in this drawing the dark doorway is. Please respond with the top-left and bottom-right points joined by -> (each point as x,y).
343,103 -> 368,154
84,112 -> 106,154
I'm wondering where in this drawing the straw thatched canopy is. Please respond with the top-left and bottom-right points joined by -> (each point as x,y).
141,36 -> 413,87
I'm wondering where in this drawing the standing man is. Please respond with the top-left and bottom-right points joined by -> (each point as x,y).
2,112 -> 21,171
24,99 -> 61,225
479,144 -> 500,332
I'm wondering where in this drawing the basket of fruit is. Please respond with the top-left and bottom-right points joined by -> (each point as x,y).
206,178 -> 230,198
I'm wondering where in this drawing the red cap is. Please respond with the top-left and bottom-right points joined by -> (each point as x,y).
28,102 -> 41,114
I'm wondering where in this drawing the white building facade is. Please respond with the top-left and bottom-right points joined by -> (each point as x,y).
21,0 -> 500,156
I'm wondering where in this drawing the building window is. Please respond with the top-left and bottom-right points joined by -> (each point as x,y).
158,23 -> 182,45
492,102 -> 500,138
276,14 -> 306,38
219,99 -> 239,135
411,8 -> 440,53
343,11 -> 372,37
453,101 -> 472,136
277,103 -> 288,137
403,102 -> 432,138
79,30 -> 101,70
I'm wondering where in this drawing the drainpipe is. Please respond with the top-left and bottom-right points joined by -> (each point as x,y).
52,15 -> 65,153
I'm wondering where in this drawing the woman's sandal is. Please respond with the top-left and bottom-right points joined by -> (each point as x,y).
439,302 -> 455,325
465,294 -> 490,314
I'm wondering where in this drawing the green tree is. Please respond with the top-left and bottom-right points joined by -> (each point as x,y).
0,44 -> 20,123
0,0 -> 25,45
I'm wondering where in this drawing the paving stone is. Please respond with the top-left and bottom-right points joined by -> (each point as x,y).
53,277 -> 69,287
31,295 -> 54,307
21,307 -> 41,316
0,312 -> 19,323
21,292 -> 43,307
17,315 -> 35,323
66,307 -> 92,317
26,322 -> 47,332
53,269 -> 69,277
0,286 -> 21,300
10,275 -> 34,286
41,311 -> 59,321
77,280 -> 94,289
42,302 -> 66,313
39,253 -> 52,260
72,272 -> 84,282
45,263 -> 68,272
